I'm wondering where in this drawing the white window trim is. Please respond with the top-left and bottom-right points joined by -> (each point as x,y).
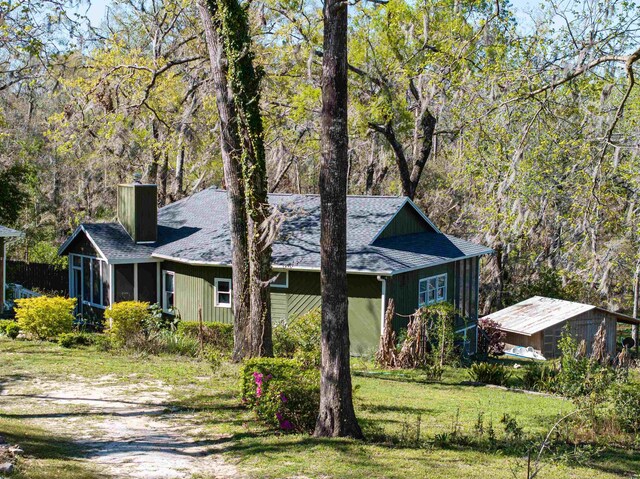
418,273 -> 447,307
214,278 -> 232,308
68,253 -> 109,309
162,270 -> 175,314
271,270 -> 289,289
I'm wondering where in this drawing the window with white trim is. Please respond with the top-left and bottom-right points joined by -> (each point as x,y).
162,271 -> 175,313
271,271 -> 288,289
69,253 -> 109,308
215,278 -> 232,308
418,273 -> 447,306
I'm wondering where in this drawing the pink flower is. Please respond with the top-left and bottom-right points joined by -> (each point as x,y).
280,393 -> 288,403
280,419 -> 294,431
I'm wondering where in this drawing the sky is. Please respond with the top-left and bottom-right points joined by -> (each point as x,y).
78,0 -> 546,28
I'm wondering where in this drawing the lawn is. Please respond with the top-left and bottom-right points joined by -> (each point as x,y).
0,338 -> 637,479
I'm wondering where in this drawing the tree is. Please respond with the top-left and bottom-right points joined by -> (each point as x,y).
0,164 -> 34,225
314,0 -> 363,439
199,0 -> 273,359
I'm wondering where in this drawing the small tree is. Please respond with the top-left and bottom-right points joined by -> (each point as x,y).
477,318 -> 506,358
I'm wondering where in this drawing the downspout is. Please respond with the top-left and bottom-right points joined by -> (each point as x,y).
377,275 -> 387,333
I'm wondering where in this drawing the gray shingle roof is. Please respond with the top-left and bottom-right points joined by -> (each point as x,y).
0,225 -> 23,238
60,188 -> 493,274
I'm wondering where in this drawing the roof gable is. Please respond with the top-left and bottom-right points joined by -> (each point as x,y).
371,200 -> 439,243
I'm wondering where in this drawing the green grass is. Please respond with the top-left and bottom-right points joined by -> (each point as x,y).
1,337 -> 638,479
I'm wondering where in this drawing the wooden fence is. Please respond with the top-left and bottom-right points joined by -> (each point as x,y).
6,261 -> 68,295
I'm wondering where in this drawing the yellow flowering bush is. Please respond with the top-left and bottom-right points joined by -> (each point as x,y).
15,296 -> 76,340
105,301 -> 150,345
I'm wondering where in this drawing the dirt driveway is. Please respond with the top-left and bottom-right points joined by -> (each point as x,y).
0,374 -> 240,479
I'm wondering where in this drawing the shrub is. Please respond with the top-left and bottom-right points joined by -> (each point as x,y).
93,334 -> 113,352
469,362 -> 511,386
15,296 -> 76,339
145,303 -> 180,332
477,319 -> 506,357
555,329 -> 617,398
273,309 -> 321,367
5,322 -> 20,339
521,362 -> 558,392
154,331 -> 200,356
177,321 -> 234,352
120,329 -> 201,357
58,332 -> 95,348
205,347 -> 224,372
608,381 -> 640,434
241,357 -> 320,433
105,301 -> 150,345
0,319 -> 12,333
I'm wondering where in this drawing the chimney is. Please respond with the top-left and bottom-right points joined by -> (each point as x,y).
117,174 -> 157,243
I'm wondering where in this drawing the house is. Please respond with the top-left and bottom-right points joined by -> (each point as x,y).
1,225 -> 24,310
58,181 -> 493,353
482,296 -> 640,358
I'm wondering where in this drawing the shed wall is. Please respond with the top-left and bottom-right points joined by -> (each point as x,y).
504,311 -> 618,359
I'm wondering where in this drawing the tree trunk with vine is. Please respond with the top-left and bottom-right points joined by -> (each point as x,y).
197,0 -> 251,361
199,0 -> 273,358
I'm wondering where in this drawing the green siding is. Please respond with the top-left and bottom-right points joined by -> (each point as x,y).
386,259 -> 480,354
376,203 -> 434,240
117,185 -> 136,240
164,261 -> 234,324
386,263 -> 455,332
162,263 -> 382,353
117,184 -> 157,242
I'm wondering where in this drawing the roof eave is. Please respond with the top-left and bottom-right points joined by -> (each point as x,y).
389,249 -> 493,276
152,253 -> 392,276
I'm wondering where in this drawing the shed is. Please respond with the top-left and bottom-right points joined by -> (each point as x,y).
481,296 -> 640,359
1,225 -> 24,310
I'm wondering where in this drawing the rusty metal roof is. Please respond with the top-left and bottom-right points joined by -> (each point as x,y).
482,296 -> 639,336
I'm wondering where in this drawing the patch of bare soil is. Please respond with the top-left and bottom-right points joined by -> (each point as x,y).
0,374 -> 240,479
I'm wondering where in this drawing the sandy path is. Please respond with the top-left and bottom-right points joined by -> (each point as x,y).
0,374 -> 240,479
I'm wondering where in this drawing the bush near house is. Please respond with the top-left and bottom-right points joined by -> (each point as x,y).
14,296 -> 75,340
58,332 -> 95,348
241,357 -> 320,433
469,362 -> 511,386
0,319 -> 20,339
177,321 -> 234,352
105,301 -> 151,345
273,309 -> 322,368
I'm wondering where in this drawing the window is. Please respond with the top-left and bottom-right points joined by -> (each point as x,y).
271,271 -> 288,289
215,278 -> 232,308
418,274 -> 447,307
69,254 -> 109,308
163,271 -> 175,313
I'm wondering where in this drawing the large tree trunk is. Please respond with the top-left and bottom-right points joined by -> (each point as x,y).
314,0 -> 363,439
198,0 -> 251,362
216,0 -> 273,357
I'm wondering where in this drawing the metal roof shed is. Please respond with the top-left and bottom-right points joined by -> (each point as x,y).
482,296 -> 639,359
